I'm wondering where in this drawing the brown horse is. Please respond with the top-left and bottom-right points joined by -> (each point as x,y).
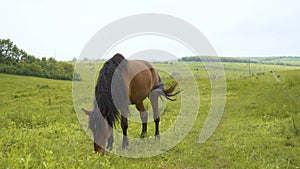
82,53 -> 180,154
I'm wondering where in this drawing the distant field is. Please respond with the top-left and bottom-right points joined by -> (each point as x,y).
0,62 -> 300,168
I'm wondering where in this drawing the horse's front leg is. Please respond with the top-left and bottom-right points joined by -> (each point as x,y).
106,130 -> 114,151
121,115 -> 128,149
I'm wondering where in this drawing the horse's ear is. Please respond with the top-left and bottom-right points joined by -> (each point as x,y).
82,108 -> 92,116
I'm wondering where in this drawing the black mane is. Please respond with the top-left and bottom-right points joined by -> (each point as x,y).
95,53 -> 126,127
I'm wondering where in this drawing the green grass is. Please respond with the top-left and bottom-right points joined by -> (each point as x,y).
0,62 -> 300,168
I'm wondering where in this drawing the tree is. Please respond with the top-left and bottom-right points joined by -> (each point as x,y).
0,39 -> 14,64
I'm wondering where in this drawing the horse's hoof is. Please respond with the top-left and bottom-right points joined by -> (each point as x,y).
106,145 -> 113,151
122,144 -> 128,150
122,140 -> 128,150
140,132 -> 147,138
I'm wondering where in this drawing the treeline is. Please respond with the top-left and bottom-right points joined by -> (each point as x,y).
179,56 -> 300,66
255,56 -> 300,66
255,56 -> 300,62
0,39 -> 80,80
179,56 -> 258,63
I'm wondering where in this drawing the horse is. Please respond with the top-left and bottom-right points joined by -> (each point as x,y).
82,53 -> 181,154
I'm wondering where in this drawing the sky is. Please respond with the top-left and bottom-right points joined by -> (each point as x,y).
1,0 -> 300,61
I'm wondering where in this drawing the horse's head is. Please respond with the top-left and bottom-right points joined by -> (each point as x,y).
82,104 -> 112,155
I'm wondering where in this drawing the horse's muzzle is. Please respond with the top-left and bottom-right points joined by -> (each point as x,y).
94,142 -> 105,155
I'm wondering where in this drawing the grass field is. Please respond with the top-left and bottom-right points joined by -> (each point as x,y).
0,62 -> 300,168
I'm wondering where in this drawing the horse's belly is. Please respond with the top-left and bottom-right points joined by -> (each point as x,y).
128,76 -> 152,104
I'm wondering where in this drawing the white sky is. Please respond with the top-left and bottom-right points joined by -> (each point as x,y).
1,0 -> 300,61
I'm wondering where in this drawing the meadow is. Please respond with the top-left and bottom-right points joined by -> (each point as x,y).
0,61 -> 299,168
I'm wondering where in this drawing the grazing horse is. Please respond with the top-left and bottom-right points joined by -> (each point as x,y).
82,53 -> 180,154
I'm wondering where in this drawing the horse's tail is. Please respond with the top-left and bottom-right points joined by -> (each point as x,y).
156,82 -> 181,101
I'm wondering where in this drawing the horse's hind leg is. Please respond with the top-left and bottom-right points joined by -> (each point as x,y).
149,90 -> 160,139
136,103 -> 148,138
121,115 -> 128,149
